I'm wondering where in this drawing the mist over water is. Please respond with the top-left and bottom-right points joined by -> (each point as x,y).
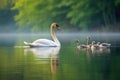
0,32 -> 120,47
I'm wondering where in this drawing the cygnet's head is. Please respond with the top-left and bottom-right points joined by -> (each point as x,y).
75,40 -> 80,45
92,41 -> 96,44
97,42 -> 101,45
86,36 -> 90,40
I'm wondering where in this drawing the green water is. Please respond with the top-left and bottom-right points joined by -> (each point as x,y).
0,33 -> 120,80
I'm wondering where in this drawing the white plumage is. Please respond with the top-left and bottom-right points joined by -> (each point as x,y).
24,23 -> 61,47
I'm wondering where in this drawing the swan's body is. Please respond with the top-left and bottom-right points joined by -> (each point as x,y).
24,23 -> 61,47
24,39 -> 59,47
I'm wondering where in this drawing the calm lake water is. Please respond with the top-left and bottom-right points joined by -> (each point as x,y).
0,32 -> 120,80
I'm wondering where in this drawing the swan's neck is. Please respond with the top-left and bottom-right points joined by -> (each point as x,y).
50,26 -> 60,46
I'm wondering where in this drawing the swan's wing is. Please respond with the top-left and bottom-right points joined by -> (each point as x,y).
32,39 -> 57,47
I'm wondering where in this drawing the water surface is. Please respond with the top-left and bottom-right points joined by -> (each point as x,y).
0,32 -> 120,80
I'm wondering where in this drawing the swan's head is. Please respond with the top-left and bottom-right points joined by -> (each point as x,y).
51,23 -> 60,30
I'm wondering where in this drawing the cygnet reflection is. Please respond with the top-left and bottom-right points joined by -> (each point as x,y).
91,48 -> 111,54
75,46 -> 111,56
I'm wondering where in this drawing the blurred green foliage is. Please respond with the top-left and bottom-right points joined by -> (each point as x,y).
0,0 -> 120,32
0,0 -> 18,32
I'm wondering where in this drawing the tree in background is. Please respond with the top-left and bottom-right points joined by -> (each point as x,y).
66,0 -> 117,30
0,0 -> 18,32
12,0 -> 120,32
12,0 -> 70,31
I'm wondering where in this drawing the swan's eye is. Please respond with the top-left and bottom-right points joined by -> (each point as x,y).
52,23 -> 60,29
56,24 -> 59,27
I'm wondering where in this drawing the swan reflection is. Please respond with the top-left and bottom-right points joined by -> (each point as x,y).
24,47 -> 60,58
24,47 -> 60,73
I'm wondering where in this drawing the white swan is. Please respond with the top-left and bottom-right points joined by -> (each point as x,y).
24,23 -> 61,47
